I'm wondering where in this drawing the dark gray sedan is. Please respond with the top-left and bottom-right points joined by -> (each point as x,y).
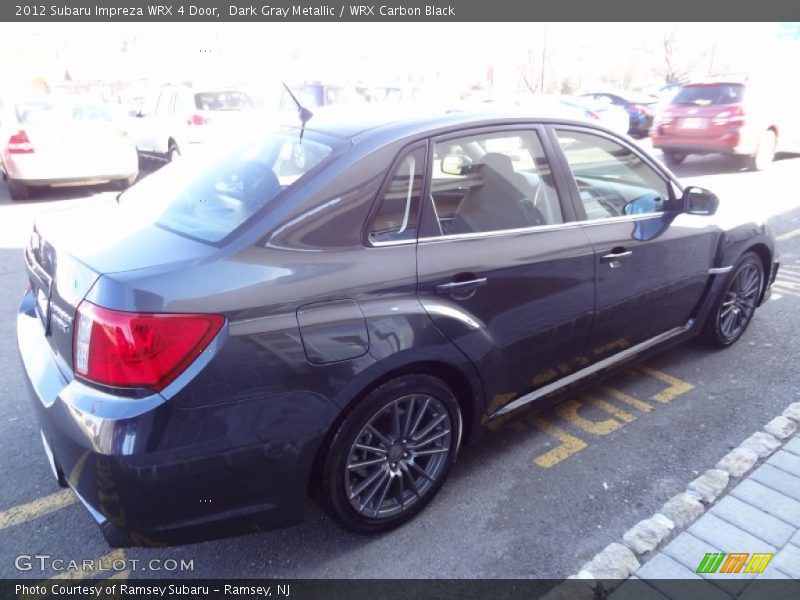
17,110 -> 779,547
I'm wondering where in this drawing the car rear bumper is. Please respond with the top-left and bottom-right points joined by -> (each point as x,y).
16,291 -> 330,547
4,149 -> 138,185
653,126 -> 759,156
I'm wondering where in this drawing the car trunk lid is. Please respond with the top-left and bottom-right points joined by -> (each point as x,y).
24,200 -> 217,376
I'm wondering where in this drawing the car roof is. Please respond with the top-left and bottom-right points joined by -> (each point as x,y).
293,105 -> 597,144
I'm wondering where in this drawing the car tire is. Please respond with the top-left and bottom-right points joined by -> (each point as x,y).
318,374 -> 461,534
700,252 -> 764,348
167,143 -> 181,163
664,152 -> 687,166
746,129 -> 777,171
7,178 -> 30,201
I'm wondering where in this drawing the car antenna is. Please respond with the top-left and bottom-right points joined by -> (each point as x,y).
282,81 -> 313,143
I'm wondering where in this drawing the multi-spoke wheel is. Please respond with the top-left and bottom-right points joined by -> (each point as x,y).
319,375 -> 461,533
701,253 -> 764,347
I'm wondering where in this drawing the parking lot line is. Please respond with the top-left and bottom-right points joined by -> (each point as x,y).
529,416 -> 588,468
585,393 -> 637,423
776,227 -> 800,241
0,489 -> 76,530
635,366 -> 694,403
599,384 -> 654,412
556,398 -> 623,435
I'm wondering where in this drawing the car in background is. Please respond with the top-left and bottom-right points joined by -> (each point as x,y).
132,84 -> 257,162
652,76 -> 800,170
558,96 -> 630,135
18,109 -> 778,547
279,81 -> 406,111
1,99 -> 138,201
580,91 -> 657,138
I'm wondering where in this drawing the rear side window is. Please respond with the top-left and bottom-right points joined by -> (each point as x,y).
672,84 -> 744,106
120,132 -> 333,243
194,91 -> 254,111
369,146 -> 426,243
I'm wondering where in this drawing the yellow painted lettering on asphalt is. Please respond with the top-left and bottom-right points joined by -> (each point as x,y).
584,393 -> 636,423
0,489 -> 76,530
556,398 -> 622,435
636,365 -> 694,403
599,384 -> 653,412
529,416 -> 588,468
50,549 -> 126,580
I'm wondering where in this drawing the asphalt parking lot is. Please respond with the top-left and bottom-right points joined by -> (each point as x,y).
1,149 -> 800,580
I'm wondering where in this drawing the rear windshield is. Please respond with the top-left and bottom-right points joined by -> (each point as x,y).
119,131 -> 333,243
16,102 -> 111,124
671,84 -> 744,106
194,91 -> 254,111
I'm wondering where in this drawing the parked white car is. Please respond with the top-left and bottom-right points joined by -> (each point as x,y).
131,85 -> 259,162
1,99 -> 138,201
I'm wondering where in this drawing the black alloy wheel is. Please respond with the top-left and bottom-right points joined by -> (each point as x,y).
702,253 -> 764,347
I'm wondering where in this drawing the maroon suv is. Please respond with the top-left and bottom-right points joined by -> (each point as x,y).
652,77 -> 800,170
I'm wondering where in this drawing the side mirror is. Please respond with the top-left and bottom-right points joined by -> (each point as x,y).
683,186 -> 719,215
441,155 -> 471,176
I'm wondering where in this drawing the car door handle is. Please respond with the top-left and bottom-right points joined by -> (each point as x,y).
600,249 -> 633,263
436,277 -> 488,295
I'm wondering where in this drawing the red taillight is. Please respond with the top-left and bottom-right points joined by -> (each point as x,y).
8,130 -> 34,154
712,104 -> 745,126
73,301 -> 224,392
187,114 -> 209,126
586,110 -> 600,120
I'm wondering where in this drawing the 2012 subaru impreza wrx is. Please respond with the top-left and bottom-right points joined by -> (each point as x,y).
18,110 -> 779,547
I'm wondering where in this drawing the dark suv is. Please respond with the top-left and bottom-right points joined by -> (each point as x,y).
18,111 -> 778,547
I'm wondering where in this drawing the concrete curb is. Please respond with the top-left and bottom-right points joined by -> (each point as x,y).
553,400 -> 800,594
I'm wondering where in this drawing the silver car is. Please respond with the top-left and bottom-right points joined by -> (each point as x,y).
1,99 -> 139,201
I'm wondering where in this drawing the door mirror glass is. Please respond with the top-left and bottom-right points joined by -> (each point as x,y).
623,193 -> 663,216
441,154 -> 471,176
683,186 -> 719,215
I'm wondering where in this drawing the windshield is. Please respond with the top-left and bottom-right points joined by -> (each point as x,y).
671,84 -> 744,106
16,102 -> 112,124
119,131 -> 333,243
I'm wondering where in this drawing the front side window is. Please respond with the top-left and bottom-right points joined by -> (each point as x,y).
429,130 -> 563,236
119,131 -> 333,243
556,129 -> 671,220
369,146 -> 426,243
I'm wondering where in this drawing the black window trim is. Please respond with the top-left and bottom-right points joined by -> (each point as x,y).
363,140 -> 430,248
